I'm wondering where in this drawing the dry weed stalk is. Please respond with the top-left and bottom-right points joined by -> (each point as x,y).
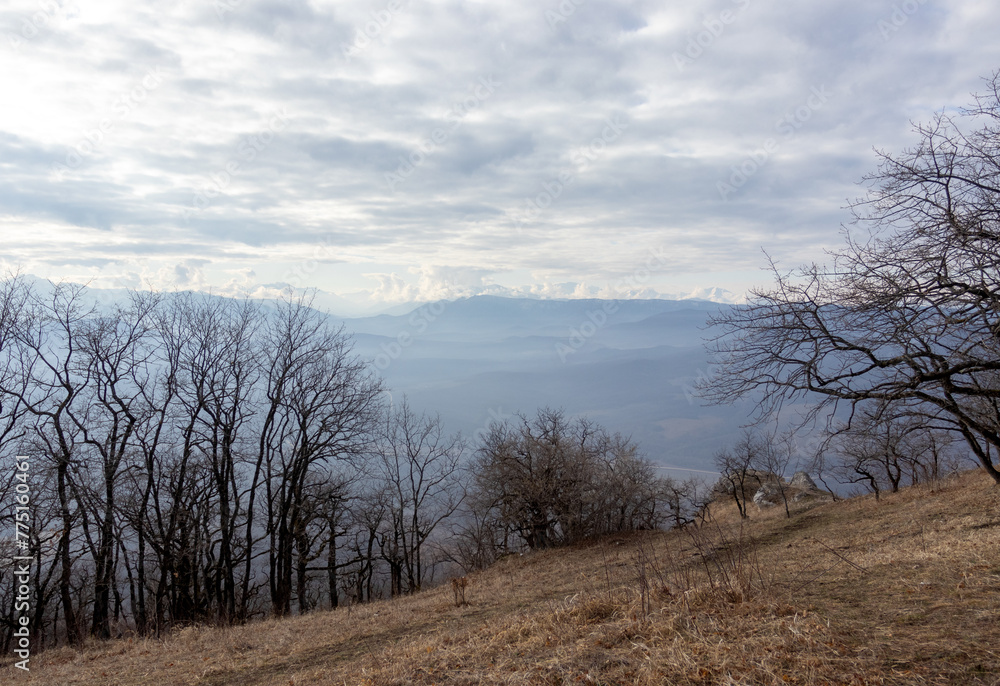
451,576 -> 469,607
684,511 -> 774,604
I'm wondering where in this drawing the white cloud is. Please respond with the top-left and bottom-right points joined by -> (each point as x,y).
1,0 -> 999,303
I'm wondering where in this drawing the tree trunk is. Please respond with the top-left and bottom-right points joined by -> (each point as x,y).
56,461 -> 79,645
90,475 -> 116,639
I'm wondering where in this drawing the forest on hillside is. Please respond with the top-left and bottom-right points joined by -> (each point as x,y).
0,282 -> 685,651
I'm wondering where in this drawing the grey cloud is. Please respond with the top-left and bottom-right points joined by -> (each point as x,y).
2,0 -> 999,299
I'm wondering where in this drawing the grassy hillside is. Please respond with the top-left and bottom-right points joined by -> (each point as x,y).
5,471 -> 1000,685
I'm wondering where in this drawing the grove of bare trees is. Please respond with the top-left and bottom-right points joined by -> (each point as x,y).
0,281 -> 396,649
0,282 -> 681,653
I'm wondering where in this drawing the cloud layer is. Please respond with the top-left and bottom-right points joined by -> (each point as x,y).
2,0 -> 999,307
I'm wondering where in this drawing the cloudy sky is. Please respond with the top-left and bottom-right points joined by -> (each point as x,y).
2,0 -> 999,312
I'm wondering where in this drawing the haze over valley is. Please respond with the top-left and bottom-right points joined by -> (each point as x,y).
342,294 -> 746,474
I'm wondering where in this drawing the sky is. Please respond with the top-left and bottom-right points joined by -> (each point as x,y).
2,0 -> 999,313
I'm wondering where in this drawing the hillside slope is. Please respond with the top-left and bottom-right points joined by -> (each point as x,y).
5,471 -> 1000,685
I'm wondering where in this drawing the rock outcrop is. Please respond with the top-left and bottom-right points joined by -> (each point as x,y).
789,471 -> 818,490
713,470 -> 834,510
752,481 -> 782,508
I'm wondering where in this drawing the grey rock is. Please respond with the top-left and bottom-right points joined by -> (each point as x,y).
752,482 -> 782,508
789,471 -> 818,490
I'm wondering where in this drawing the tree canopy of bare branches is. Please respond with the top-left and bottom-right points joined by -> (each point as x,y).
0,280 -> 389,647
469,408 -> 669,552
701,73 -> 1000,485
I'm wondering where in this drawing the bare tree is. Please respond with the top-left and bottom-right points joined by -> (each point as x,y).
756,431 -> 797,518
712,432 -> 759,519
599,436 -> 666,532
471,409 -> 581,550
826,402 -> 973,498
69,290 -> 160,638
372,398 -> 464,595
0,276 -> 67,649
470,408 -> 664,550
345,484 -> 390,603
314,469 -> 356,609
262,296 -> 383,616
702,73 -> 1000,485
9,283 -> 93,645
0,274 -> 31,458
659,476 -> 703,529
0,281 -> 396,640
445,494 -> 506,573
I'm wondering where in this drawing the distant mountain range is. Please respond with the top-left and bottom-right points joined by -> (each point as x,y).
341,295 -> 754,476
260,283 -> 744,317
14,276 -> 753,476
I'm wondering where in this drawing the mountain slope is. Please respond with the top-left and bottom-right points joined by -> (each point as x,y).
9,470 -> 999,685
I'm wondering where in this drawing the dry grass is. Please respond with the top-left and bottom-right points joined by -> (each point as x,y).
5,470 -> 1000,685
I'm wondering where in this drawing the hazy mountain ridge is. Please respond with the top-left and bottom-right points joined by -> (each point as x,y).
11,279 -> 745,474
342,295 -> 747,474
